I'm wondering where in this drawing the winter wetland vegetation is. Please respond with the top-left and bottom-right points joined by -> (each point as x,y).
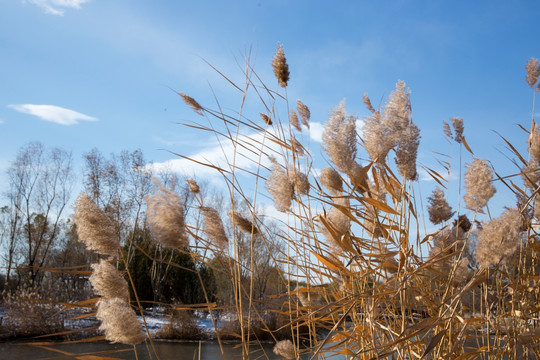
1,46 -> 540,359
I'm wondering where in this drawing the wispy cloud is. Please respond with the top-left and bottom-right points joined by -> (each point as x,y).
26,0 -> 90,15
9,104 -> 98,125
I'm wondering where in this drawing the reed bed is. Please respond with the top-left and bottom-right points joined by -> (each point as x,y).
29,48 -> 539,359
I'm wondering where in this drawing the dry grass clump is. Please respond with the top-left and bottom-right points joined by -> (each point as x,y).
145,179 -> 188,248
74,193 -> 118,257
96,297 -> 146,345
200,206 -> 228,250
1,286 -> 63,337
463,158 -> 496,212
427,187 -> 455,224
89,260 -> 129,301
475,207 -> 522,268
155,308 -> 204,340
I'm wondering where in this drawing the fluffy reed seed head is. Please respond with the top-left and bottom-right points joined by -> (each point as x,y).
89,260 -> 129,301
363,93 -> 375,113
427,187 -> 455,224
74,193 -> 118,257
273,339 -> 296,359
383,81 -> 411,134
320,167 -> 343,195
200,206 -> 228,250
451,117 -> 464,144
179,93 -> 203,116
521,160 -> 540,190
228,210 -> 258,234
96,297 -> 146,345
429,225 -> 466,259
363,110 -> 390,164
322,102 -> 358,173
145,180 -> 188,248
463,158 -> 496,212
452,257 -> 469,284
395,122 -> 421,180
525,58 -> 540,88
292,170 -> 310,196
296,100 -> 310,128
476,207 -> 522,268
290,110 -> 301,132
443,120 -> 453,139
322,197 -> 351,253
266,159 -> 294,212
528,127 -> 540,163
186,179 -> 200,194
290,137 -> 304,157
350,162 -> 369,191
272,43 -> 289,88
260,113 -> 272,126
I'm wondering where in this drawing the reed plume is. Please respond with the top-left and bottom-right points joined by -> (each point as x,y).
179,92 -> 203,116
290,137 -> 304,157
96,297 -> 146,345
292,170 -> 309,196
528,125 -> 540,163
451,117 -> 464,144
296,100 -> 310,128
266,158 -> 294,212
395,121 -> 420,180
476,207 -> 522,268
73,193 -> 118,257
228,210 -> 258,234
427,187 -> 454,224
525,57 -> 540,88
363,93 -> 375,113
273,339 -> 296,359
290,110 -> 301,132
200,206 -> 228,250
322,101 -> 357,173
443,120 -> 453,139
272,43 -> 289,88
145,179 -> 188,248
463,158 -> 496,212
260,113 -> 272,126
89,260 -> 129,301
320,166 -> 343,195
186,179 -> 200,194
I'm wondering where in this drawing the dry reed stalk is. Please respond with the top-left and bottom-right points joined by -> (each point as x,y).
73,193 -> 118,257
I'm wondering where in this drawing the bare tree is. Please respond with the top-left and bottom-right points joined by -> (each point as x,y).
3,142 -> 74,285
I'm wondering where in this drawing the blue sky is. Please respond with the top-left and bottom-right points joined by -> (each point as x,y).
1,0 -> 540,222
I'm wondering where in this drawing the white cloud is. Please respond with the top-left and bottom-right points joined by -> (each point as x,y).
9,104 -> 98,125
26,0 -> 89,16
151,129 -> 280,179
308,121 -> 324,143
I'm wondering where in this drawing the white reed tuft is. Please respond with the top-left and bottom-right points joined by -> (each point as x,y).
96,297 -> 146,345
322,101 -> 357,173
476,207 -> 522,268
266,158 -> 294,212
145,179 -> 188,248
200,206 -> 228,250
463,158 -> 496,212
74,193 -> 118,257
273,339 -> 296,359
89,260 -> 129,301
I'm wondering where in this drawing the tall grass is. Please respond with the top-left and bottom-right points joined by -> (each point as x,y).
29,48 -> 539,359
